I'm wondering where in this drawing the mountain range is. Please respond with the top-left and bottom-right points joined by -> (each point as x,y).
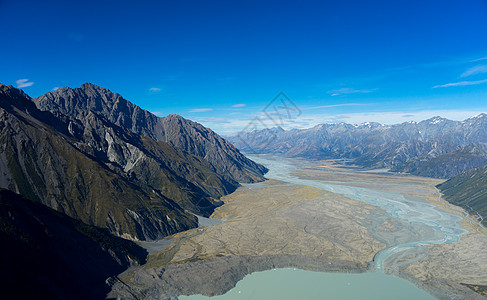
228,115 -> 487,179
2,80 -> 487,299
0,83 -> 267,241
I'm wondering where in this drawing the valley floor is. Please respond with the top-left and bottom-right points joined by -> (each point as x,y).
294,160 -> 487,299
109,159 -> 487,300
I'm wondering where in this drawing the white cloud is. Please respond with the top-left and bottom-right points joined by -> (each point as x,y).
16,79 -> 34,88
433,79 -> 487,88
149,87 -> 162,92
470,56 -> 487,62
188,108 -> 213,113
232,104 -> 246,108
327,87 -> 377,96
461,65 -> 487,77
52,87 -> 59,91
150,111 -> 163,116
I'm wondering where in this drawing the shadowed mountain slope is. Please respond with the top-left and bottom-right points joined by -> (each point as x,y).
437,165 -> 487,226
0,189 -> 148,299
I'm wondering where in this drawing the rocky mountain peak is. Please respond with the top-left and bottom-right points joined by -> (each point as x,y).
467,113 -> 487,120
426,116 -> 447,124
33,83 -> 267,184
0,84 -> 43,118
42,82 -> 126,109
164,113 -> 186,122
357,121 -> 383,128
0,83 -> 31,102
80,82 -> 106,90
462,113 -> 487,126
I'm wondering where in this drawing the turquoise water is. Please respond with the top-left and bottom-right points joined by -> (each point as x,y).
181,155 -> 467,299
180,268 -> 434,300
249,155 -> 466,272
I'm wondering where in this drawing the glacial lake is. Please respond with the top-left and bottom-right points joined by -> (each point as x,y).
180,268 -> 434,300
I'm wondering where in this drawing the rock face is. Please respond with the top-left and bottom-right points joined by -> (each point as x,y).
0,83 -> 266,240
437,164 -> 487,226
228,115 -> 487,178
34,83 -> 267,183
0,189 -> 148,300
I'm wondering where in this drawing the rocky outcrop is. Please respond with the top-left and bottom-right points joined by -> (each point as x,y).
0,189 -> 148,300
34,83 -> 267,183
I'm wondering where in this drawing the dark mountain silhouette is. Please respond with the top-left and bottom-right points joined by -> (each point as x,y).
0,188 -> 147,299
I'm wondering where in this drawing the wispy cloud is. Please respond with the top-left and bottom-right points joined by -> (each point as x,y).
16,79 -> 34,88
188,108 -> 213,113
52,87 -> 59,91
150,111 -> 163,116
433,79 -> 487,88
327,87 -> 377,96
461,65 -> 487,77
470,56 -> 487,62
149,87 -> 162,92
232,104 -> 246,108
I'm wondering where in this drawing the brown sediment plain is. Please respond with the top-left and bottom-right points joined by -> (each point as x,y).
109,160 -> 487,299
294,160 -> 487,299
109,180 -> 391,299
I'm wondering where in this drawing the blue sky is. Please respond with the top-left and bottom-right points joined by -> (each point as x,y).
2,0 -> 487,134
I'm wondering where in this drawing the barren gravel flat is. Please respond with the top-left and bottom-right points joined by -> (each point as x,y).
109,158 -> 487,299
294,160 -> 487,299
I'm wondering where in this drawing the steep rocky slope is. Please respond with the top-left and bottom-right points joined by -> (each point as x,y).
34,83 -> 267,183
437,165 -> 487,225
0,189 -> 147,300
0,83 -> 195,240
0,83 -> 264,240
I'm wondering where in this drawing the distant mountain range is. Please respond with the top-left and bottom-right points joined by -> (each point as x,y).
228,114 -> 487,179
0,83 -> 267,241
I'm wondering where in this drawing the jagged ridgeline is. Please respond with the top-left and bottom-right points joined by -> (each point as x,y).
0,83 -> 267,240
34,83 -> 267,182
228,116 -> 487,179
